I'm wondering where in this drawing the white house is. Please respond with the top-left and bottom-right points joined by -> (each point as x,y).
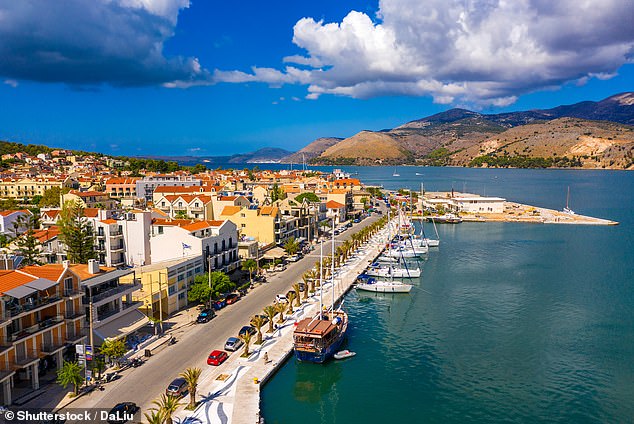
0,210 -> 33,235
150,219 -> 239,272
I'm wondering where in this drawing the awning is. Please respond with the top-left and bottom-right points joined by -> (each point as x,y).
25,278 -> 58,291
94,309 -> 149,341
262,247 -> 287,260
4,285 -> 37,299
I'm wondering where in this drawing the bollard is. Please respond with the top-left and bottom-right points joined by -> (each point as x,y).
253,378 -> 259,384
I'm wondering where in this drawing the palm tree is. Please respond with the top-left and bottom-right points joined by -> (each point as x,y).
251,315 -> 266,344
275,302 -> 286,323
302,279 -> 309,300
180,367 -> 202,410
144,410 -> 165,424
263,305 -> 277,333
286,292 -> 296,314
241,259 -> 257,285
56,361 -> 84,395
239,332 -> 252,357
304,269 -> 317,293
151,394 -> 182,424
292,283 -> 302,307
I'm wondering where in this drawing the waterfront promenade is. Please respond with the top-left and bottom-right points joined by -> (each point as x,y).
172,220 -> 392,424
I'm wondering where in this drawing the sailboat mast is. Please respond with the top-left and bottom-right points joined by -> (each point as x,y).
319,240 -> 323,320
331,216 -> 335,312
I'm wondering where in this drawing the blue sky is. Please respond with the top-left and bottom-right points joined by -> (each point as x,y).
0,0 -> 632,157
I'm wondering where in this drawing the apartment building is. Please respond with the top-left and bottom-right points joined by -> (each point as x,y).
125,255 -> 204,319
0,177 -> 74,200
136,175 -> 201,202
76,260 -> 144,343
0,210 -> 33,235
62,190 -> 118,209
89,210 -> 152,268
104,177 -> 140,199
154,194 -> 214,220
0,262 -> 86,405
211,195 -> 250,221
150,219 -> 239,272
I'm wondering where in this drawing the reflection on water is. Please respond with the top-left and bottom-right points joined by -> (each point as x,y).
293,361 -> 343,404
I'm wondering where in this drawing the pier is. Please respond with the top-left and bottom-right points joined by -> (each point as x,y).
409,191 -> 619,225
172,220 -> 391,424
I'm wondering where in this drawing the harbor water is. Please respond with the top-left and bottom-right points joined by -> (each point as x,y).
259,167 -> 634,423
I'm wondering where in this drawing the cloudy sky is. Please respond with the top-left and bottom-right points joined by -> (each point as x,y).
0,0 -> 632,156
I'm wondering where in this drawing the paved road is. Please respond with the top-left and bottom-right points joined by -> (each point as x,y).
63,213 -> 381,415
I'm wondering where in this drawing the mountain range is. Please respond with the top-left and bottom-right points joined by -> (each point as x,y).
284,92 -> 634,169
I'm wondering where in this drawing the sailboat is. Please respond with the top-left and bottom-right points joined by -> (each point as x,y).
563,186 -> 575,215
293,221 -> 348,363
392,168 -> 400,177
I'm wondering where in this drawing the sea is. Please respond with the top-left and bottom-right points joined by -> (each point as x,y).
195,161 -> 634,423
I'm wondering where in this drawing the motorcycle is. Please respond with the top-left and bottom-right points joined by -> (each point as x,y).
130,357 -> 144,367
168,336 -> 177,346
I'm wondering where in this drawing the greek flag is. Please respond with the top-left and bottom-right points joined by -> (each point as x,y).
182,242 -> 192,249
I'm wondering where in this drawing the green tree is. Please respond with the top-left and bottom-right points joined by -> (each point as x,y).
286,292 -> 296,314
275,302 -> 285,323
151,394 -> 182,424
174,210 -> 188,219
270,183 -> 284,202
241,259 -> 257,285
56,361 -> 84,395
187,281 -> 211,305
99,338 -> 127,363
295,192 -> 320,203
250,315 -> 266,345
39,186 -> 71,208
180,367 -> 202,410
239,332 -> 252,357
208,271 -> 235,298
12,214 -> 42,266
58,200 -> 96,264
143,410 -> 165,424
283,237 -> 299,256
292,282 -> 302,307
263,305 -> 277,333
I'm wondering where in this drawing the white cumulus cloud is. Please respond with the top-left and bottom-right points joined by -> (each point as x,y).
217,0 -> 634,105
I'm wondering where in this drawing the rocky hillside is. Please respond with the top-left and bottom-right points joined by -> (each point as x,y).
309,92 -> 634,169
281,137 -> 342,163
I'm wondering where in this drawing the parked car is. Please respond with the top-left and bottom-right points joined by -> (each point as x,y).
107,402 -> 138,424
224,337 -> 243,352
212,298 -> 227,310
274,264 -> 286,272
353,218 -> 360,223
225,293 -> 240,305
166,377 -> 188,397
238,325 -> 257,337
207,350 -> 229,366
275,294 -> 288,303
288,254 -> 301,262
196,309 -> 215,323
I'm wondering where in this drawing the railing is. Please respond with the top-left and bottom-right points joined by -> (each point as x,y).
109,230 -> 123,237
122,301 -> 142,311
84,282 -> 139,304
14,349 -> 39,367
111,256 -> 125,265
8,295 -> 63,317
0,359 -> 14,378
64,288 -> 83,298
9,315 -> 64,343
65,328 -> 88,344
64,310 -> 84,320
41,339 -> 65,354
111,244 -> 125,251
96,307 -> 121,321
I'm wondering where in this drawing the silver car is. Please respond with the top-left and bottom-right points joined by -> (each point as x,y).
224,337 -> 243,352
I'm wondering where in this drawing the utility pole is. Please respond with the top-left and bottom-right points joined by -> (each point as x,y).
89,301 -> 95,359
158,273 -> 164,335
208,255 -> 212,307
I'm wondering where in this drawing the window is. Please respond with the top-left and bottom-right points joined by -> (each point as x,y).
158,226 -> 163,234
178,274 -> 184,281
168,285 -> 176,295
178,292 -> 186,300
241,223 -> 246,228
64,277 -> 74,294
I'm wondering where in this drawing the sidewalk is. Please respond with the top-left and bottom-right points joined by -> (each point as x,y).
172,222 -> 391,424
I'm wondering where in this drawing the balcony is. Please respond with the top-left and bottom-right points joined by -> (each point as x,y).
0,360 -> 15,382
110,244 -> 124,252
8,295 -> 63,319
14,350 -> 39,368
63,288 -> 83,299
40,339 -> 65,355
64,310 -> 85,321
83,282 -> 140,304
109,230 -> 123,237
9,315 -> 64,343
65,328 -> 88,344
111,256 -> 125,266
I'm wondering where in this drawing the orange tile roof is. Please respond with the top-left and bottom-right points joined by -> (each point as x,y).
69,190 -> 108,197
32,227 -> 61,243
219,196 -> 237,201
70,264 -> 116,281
0,271 -> 37,295
220,206 -> 241,216
0,209 -> 32,217
101,219 -> 117,224
153,186 -> 205,194
329,189 -> 349,194
260,206 -> 278,216
19,264 -> 66,282
326,200 -> 345,209
83,208 -> 99,218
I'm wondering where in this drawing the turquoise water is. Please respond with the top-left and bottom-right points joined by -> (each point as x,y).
261,167 -> 634,423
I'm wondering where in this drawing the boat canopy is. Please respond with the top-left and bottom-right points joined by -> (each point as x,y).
294,317 -> 336,337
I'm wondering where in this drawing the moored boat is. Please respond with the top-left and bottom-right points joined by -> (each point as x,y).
334,350 -> 356,360
293,310 -> 349,363
356,278 -> 412,293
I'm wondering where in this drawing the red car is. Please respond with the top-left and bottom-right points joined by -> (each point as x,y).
207,350 -> 229,366
225,293 -> 240,305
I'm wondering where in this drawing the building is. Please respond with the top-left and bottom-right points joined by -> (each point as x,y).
154,194 -> 214,220
326,200 -> 347,223
220,206 -> 287,247
105,177 -> 140,199
62,190 -> 118,209
211,195 -> 251,221
136,175 -> 201,202
0,262 -> 87,405
420,192 -> 506,214
75,260 -> 145,344
150,219 -> 239,272
125,255 -> 204,319
0,210 -> 33,235
0,177 -> 74,200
